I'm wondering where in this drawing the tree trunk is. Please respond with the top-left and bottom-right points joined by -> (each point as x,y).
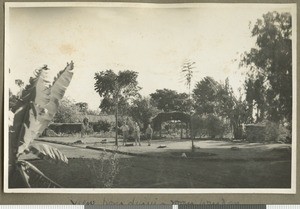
115,101 -> 118,146
180,123 -> 183,139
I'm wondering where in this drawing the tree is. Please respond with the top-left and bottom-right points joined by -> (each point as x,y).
94,69 -> 141,145
241,11 -> 292,123
193,77 -> 250,139
244,75 -> 266,122
9,89 -> 19,113
193,77 -> 222,115
75,102 -> 89,113
9,62 -> 74,188
181,60 -> 196,148
181,60 -> 195,99
9,79 -> 25,112
150,89 -> 191,113
129,97 -> 159,131
205,114 -> 226,138
190,114 -> 205,138
53,97 -> 80,123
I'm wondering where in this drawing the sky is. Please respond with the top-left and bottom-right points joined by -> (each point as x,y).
6,3 -> 294,110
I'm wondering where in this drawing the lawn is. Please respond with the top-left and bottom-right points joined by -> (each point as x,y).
28,150 -> 291,188
15,137 -> 292,189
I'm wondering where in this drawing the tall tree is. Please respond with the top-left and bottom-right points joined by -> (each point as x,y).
241,11 -> 292,123
94,69 -> 141,145
194,77 -> 250,139
181,60 -> 195,99
181,60 -> 196,147
193,77 -> 222,115
150,89 -> 192,113
53,98 -> 79,123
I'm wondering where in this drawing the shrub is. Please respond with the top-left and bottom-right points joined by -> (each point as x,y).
265,121 -> 279,142
191,115 -> 205,138
47,123 -> 82,134
265,121 -> 291,143
245,124 -> 265,142
205,114 -> 226,138
278,124 -> 292,143
92,120 -> 111,133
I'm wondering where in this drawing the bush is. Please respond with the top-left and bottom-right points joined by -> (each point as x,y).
92,120 -> 111,133
265,121 -> 291,143
245,124 -> 265,142
278,124 -> 292,143
265,121 -> 279,142
205,114 -> 226,138
47,123 -> 82,134
191,115 -> 205,138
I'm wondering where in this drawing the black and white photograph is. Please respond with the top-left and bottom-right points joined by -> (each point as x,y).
4,2 -> 296,193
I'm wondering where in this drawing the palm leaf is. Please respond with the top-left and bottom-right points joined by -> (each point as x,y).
29,143 -> 68,164
18,160 -> 62,188
11,66 -> 50,157
37,61 -> 74,136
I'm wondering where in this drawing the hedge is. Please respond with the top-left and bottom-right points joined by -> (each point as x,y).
245,124 -> 265,142
46,123 -> 82,134
44,121 -> 112,135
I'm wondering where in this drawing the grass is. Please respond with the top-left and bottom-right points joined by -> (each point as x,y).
28,153 -> 291,188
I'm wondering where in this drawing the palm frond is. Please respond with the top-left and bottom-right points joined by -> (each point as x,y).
29,143 -> 68,164
11,66 -> 50,157
18,160 -> 62,188
37,61 -> 74,136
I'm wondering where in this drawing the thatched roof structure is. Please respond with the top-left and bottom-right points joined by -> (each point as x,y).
151,111 -> 191,131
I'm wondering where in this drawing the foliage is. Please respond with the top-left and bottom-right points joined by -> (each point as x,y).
190,114 -> 205,138
152,112 -> 191,131
9,61 -> 74,188
94,69 -> 141,145
87,151 -> 119,188
29,143 -> 68,164
264,121 -> 279,142
150,89 -> 192,113
93,120 -> 111,133
241,11 -> 292,123
46,123 -> 82,135
264,120 -> 291,143
75,102 -> 89,113
9,89 -> 19,113
205,114 -> 226,138
129,97 -> 159,131
181,60 -> 195,96
190,114 -> 227,139
94,70 -> 140,104
193,77 -> 222,115
193,77 -> 251,139
53,97 -> 80,123
244,75 -> 266,122
9,79 -> 25,112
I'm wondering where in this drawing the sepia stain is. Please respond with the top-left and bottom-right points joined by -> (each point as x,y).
59,44 -> 77,55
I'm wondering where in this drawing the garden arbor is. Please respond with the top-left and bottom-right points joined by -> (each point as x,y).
152,112 -> 191,139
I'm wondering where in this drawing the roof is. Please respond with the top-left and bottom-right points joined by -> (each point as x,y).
77,114 -> 115,123
151,111 -> 191,130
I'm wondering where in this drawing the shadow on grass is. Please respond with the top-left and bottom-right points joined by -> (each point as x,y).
20,152 -> 291,189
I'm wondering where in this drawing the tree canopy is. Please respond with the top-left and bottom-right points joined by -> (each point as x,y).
150,88 -> 192,113
129,97 -> 159,131
241,11 -> 292,123
94,69 -> 141,145
94,70 -> 140,113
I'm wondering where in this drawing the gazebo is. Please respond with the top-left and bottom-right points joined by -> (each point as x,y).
151,111 -> 191,139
